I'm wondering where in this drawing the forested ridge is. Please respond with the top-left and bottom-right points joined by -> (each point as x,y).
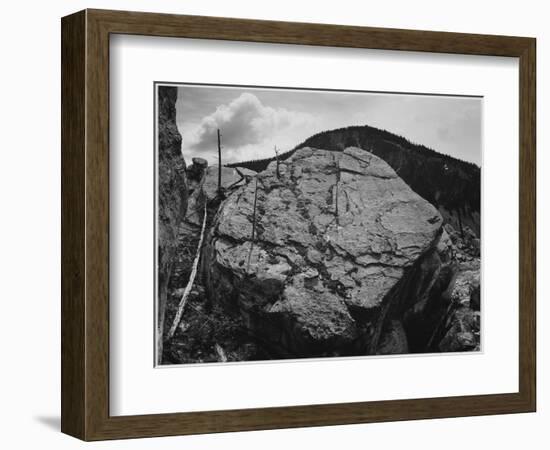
228,125 -> 481,234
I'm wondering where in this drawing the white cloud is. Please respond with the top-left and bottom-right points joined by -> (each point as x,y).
183,93 -> 313,164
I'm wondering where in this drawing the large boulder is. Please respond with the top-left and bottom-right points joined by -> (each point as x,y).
204,147 -> 445,357
157,86 -> 188,359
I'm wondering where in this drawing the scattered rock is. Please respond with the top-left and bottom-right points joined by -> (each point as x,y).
450,264 -> 480,308
444,223 -> 480,258
439,306 -> 480,352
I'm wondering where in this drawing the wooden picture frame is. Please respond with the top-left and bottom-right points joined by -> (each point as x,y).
61,9 -> 536,441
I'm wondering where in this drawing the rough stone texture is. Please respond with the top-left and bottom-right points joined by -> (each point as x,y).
445,223 -> 480,258
395,227 -> 455,351
434,255 -> 480,352
400,220 -> 482,353
204,147 -> 445,357
157,86 -> 188,357
193,156 -> 208,169
186,157 -> 208,191
450,262 -> 481,308
376,320 -> 409,355
231,124 -> 481,237
186,166 -> 251,224
170,165 -> 256,288
439,306 -> 480,352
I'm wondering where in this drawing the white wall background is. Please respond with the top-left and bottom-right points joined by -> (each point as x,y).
0,0 -> 546,448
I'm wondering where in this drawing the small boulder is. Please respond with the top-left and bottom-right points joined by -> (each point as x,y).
186,157 -> 209,188
439,306 -> 480,352
192,156 -> 208,169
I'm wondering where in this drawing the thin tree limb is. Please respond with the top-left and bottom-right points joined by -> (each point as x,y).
246,177 -> 259,273
217,128 -> 222,194
335,158 -> 340,227
215,343 -> 228,362
274,145 -> 280,179
166,200 -> 208,340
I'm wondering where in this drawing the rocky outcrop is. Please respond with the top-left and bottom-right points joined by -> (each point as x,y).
157,86 -> 187,358
204,147 -> 451,357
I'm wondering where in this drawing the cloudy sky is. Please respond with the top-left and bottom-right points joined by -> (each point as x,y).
173,84 -> 482,166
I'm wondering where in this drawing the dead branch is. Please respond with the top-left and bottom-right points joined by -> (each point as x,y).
274,145 -> 280,179
215,343 -> 228,362
335,159 -> 340,227
217,129 -> 222,194
246,177 -> 259,273
166,199 -> 208,340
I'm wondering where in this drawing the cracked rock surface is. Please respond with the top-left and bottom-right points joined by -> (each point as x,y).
204,147 -> 445,357
157,86 -> 188,360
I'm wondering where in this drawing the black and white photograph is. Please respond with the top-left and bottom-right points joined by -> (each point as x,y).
1,0 -> 542,446
156,83 -> 482,366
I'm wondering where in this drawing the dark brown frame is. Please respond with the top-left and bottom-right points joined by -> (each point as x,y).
61,9 -> 536,441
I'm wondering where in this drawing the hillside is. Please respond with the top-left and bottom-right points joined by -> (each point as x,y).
227,125 -> 481,235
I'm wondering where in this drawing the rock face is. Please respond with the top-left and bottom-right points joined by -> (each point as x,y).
171,165 -> 257,288
399,223 -> 480,353
157,86 -> 187,357
204,147 -> 447,357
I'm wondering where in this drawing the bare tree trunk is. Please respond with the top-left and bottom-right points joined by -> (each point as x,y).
274,145 -> 280,179
335,159 -> 340,227
217,129 -> 222,194
246,177 -> 259,272
166,200 -> 208,340
157,255 -> 173,364
215,344 -> 228,362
